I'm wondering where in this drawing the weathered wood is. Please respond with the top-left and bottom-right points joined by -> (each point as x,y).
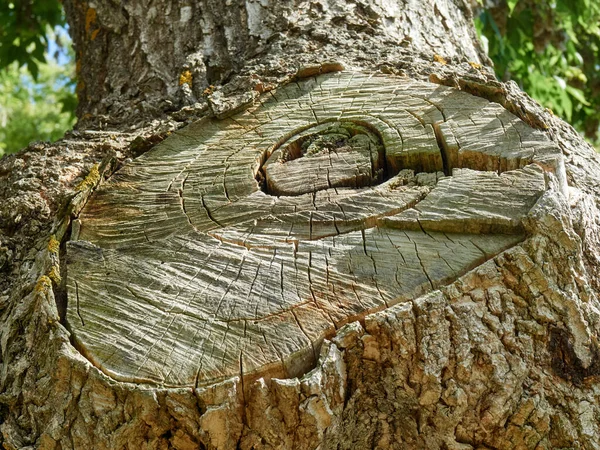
4,0 -> 600,447
66,72 -> 561,387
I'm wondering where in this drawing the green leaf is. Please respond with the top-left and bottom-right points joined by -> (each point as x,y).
565,85 -> 591,106
507,0 -> 519,17
27,59 -> 39,80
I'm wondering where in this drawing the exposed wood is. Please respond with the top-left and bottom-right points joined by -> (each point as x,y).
66,72 -> 560,387
2,0 -> 600,448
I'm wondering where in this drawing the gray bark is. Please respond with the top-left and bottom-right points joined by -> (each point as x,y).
1,1 -> 600,449
63,0 -> 488,125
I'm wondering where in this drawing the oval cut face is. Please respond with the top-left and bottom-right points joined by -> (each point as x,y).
66,72 -> 561,387
260,121 -> 387,196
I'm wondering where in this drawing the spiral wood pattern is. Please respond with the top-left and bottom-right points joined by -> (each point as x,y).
66,72 -> 561,387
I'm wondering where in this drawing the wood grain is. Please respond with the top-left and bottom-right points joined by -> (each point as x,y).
66,72 -> 561,387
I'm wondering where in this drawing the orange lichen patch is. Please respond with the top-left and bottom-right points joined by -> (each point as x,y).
251,75 -> 275,94
179,70 -> 193,87
203,85 -> 215,96
85,8 -> 97,34
91,29 -> 100,41
468,61 -> 482,70
295,62 -> 345,79
433,54 -> 447,65
48,235 -> 60,255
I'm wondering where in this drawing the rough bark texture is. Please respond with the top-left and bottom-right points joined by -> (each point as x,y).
1,1 -> 600,449
63,0 -> 488,126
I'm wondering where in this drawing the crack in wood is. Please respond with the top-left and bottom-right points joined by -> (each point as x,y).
432,122 -> 451,176
549,327 -> 600,386
74,281 -> 85,327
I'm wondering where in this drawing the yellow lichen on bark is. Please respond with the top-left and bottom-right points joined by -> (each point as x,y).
35,276 -> 52,294
179,70 -> 193,88
48,235 -> 60,255
76,164 -> 101,191
433,54 -> 447,65
48,265 -> 62,284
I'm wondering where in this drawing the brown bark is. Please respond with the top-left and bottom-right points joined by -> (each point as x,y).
0,1 -> 600,449
64,0 -> 488,126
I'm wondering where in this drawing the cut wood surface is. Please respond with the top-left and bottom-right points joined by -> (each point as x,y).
66,72 -> 561,387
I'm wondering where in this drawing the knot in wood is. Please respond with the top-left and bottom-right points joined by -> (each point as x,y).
66,72 -> 563,387
260,121 -> 386,196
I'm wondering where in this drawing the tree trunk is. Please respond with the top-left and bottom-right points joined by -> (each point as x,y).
1,1 -> 600,449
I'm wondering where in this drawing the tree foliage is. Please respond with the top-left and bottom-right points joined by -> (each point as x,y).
0,31 -> 76,157
476,0 -> 600,146
0,0 -> 76,158
0,0 -> 64,79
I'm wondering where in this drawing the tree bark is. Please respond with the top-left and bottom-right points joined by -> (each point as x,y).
1,1 -> 600,449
